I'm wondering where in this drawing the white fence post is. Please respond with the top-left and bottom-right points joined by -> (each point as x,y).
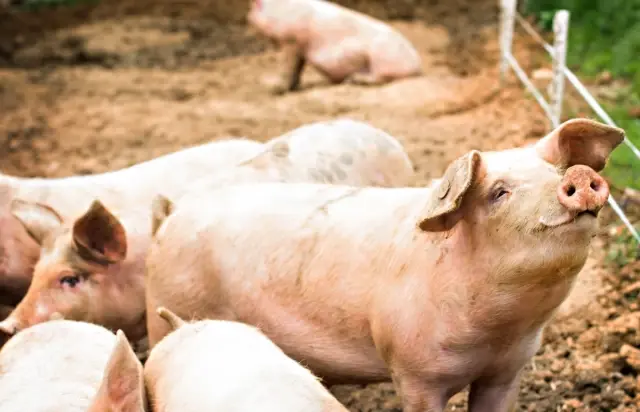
549,10 -> 569,128
499,0 -> 517,84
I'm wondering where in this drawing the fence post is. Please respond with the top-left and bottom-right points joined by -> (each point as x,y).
499,0 -> 517,85
549,10 -> 569,128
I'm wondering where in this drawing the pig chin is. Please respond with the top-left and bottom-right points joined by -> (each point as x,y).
538,207 -> 599,238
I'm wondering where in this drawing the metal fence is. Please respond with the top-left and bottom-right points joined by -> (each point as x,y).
499,0 -> 640,243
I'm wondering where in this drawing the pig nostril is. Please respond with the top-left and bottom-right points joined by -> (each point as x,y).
566,185 -> 576,196
590,181 -> 599,191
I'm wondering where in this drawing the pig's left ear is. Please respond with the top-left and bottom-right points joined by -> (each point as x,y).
418,151 -> 482,232
10,199 -> 63,245
535,118 -> 625,171
93,330 -> 145,410
72,200 -> 127,265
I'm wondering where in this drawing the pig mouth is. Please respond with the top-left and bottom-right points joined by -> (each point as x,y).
539,210 -> 598,228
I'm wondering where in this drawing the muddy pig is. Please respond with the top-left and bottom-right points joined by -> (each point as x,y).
0,138 -> 263,308
144,118 -> 624,411
0,120 -> 413,344
247,0 -> 423,93
0,320 -> 144,411
144,307 -> 348,412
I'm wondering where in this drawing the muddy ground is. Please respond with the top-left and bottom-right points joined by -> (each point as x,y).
1,0 -> 639,410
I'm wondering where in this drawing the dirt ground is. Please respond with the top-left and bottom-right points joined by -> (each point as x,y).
1,0 -> 639,410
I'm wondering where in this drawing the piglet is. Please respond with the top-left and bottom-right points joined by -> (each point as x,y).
144,307 -> 348,412
0,320 -> 144,412
248,0 -> 423,93
144,118 -> 624,411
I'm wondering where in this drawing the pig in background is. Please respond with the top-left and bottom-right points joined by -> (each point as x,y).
144,118 -> 623,412
144,307 -> 348,412
0,119 -> 414,352
0,138 -> 264,310
0,320 -> 144,412
247,0 -> 423,94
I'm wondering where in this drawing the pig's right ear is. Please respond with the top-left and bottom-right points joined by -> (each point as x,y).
93,330 -> 145,411
417,151 -> 482,232
72,200 -> 127,265
10,199 -> 63,245
151,194 -> 175,237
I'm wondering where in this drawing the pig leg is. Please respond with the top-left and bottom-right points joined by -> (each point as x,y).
271,42 -> 306,94
467,372 -> 522,412
393,373 -> 448,412
348,71 -> 390,87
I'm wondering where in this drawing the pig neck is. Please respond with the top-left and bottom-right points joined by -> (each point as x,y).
407,220 -> 585,346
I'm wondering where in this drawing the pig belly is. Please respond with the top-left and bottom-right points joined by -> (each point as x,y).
233,299 -> 390,384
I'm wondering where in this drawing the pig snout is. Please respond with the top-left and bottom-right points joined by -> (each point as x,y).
557,165 -> 609,216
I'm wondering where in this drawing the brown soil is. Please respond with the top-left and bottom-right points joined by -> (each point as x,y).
1,0 -> 638,410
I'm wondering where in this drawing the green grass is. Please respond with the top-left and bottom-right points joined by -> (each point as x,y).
525,0 -> 640,190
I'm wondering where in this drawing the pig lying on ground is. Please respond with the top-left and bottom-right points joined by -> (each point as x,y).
0,138 -> 263,308
144,118 -> 623,412
0,320 -> 144,412
247,0 -> 422,93
0,119 -> 413,346
144,307 -> 348,412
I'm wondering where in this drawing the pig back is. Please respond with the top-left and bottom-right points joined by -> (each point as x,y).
0,320 -> 116,412
270,119 -> 414,187
145,319 -> 346,412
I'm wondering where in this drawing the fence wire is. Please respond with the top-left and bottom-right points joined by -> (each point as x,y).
505,12 -> 640,243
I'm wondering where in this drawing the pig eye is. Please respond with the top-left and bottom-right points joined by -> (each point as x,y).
59,275 -> 81,288
491,187 -> 510,202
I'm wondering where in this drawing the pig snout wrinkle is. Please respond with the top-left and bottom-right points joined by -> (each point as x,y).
557,165 -> 609,216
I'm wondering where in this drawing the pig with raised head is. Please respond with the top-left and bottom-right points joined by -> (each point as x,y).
0,138 -> 264,308
247,0 -> 423,93
0,320 -> 144,412
0,120 -> 413,343
144,307 -> 348,412
144,118 -> 623,411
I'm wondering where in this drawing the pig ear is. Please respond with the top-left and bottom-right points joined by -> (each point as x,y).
97,330 -> 145,410
72,200 -> 127,265
10,199 -> 63,245
156,306 -> 186,331
418,151 -> 482,232
267,140 -> 290,159
535,118 -> 625,171
246,141 -> 290,169
151,194 -> 175,237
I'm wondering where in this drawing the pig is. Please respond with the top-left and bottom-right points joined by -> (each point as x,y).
0,138 -> 264,307
0,119 -> 414,344
0,319 -> 144,412
247,0 -> 423,93
144,307 -> 348,412
143,118 -> 624,411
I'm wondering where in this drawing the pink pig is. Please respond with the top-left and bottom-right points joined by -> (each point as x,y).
144,307 -> 348,412
0,119 -> 413,345
144,118 -> 623,411
0,320 -> 144,412
247,0 -> 423,93
0,138 -> 264,309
